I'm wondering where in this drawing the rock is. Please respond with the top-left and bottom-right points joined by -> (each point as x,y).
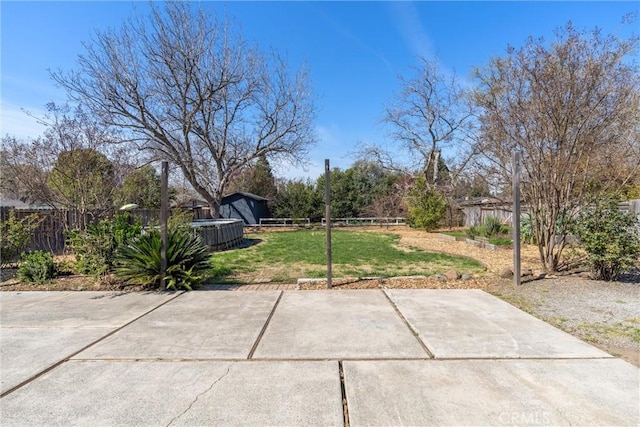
499,267 -> 513,278
461,274 -> 473,280
521,269 -> 533,277
444,269 -> 460,280
533,271 -> 546,279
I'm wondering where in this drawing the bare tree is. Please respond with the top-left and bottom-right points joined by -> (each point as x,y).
1,136 -> 53,204
473,22 -> 640,272
52,2 -> 317,217
383,57 -> 475,185
1,103 -> 123,213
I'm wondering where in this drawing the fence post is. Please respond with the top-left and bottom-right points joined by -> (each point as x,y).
512,151 -> 521,286
160,161 -> 168,290
325,159 -> 332,289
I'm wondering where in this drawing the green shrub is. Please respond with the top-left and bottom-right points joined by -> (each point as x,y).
520,212 -> 536,244
113,227 -> 211,290
1,211 -> 40,267
483,216 -> 505,237
466,226 -> 479,239
406,176 -> 447,231
167,208 -> 194,231
66,213 -> 142,276
18,250 -> 58,283
572,197 -> 640,281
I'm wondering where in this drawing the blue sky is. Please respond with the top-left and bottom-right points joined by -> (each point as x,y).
1,1 -> 637,180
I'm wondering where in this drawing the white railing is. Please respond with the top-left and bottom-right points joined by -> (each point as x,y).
253,217 -> 407,227
257,218 -> 311,227
321,217 -> 406,226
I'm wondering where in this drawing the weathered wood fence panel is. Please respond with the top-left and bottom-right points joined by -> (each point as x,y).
462,199 -> 640,228
619,199 -> 640,216
0,208 -> 77,253
461,206 -> 530,228
0,207 -> 241,253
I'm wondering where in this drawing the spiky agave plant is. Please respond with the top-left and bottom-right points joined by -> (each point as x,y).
113,228 -> 211,290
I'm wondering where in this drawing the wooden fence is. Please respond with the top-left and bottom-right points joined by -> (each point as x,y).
0,208 -> 90,253
461,199 -> 640,228
620,199 -> 640,217
0,207 -> 242,253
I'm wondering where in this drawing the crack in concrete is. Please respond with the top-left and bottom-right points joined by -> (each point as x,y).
166,364 -> 232,427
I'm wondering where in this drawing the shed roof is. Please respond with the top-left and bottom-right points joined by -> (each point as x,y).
457,197 -> 510,207
222,192 -> 269,202
0,199 -> 54,210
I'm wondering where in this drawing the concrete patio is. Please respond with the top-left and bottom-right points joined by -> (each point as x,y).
1,289 -> 638,426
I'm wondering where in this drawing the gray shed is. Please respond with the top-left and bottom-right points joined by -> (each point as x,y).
220,192 -> 270,225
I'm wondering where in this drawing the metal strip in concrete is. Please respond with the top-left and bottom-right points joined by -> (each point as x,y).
75,291 -> 281,359
385,289 -> 612,358
0,360 -> 343,427
0,291 -> 178,328
252,290 -> 427,359
0,328 -> 111,395
343,359 -> 639,426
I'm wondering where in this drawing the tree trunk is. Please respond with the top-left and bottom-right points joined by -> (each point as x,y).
206,198 -> 221,219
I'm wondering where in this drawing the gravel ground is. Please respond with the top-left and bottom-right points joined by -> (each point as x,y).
488,276 -> 640,366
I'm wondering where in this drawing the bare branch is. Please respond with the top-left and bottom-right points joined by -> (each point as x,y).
51,2 -> 317,217
473,22 -> 640,271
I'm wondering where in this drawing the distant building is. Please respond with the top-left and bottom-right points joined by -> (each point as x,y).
220,192 -> 270,225
175,198 -> 208,209
0,199 -> 54,210
457,197 -> 521,227
0,199 -> 55,221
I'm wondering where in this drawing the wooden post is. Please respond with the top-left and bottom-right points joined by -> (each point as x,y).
325,159 -> 332,289
512,151 -> 521,285
160,161 -> 168,290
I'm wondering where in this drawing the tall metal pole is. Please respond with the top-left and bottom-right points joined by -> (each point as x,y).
160,161 -> 168,290
325,159 -> 332,289
512,151 -> 521,285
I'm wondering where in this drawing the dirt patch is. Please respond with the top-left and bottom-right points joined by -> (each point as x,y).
0,273 -> 147,292
351,226 -> 541,274
0,258 -> 146,292
299,275 -> 497,291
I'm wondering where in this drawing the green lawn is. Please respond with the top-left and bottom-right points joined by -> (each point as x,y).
210,230 -> 484,283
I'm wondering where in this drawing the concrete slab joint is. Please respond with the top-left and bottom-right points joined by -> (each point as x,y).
1,289 -> 637,426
